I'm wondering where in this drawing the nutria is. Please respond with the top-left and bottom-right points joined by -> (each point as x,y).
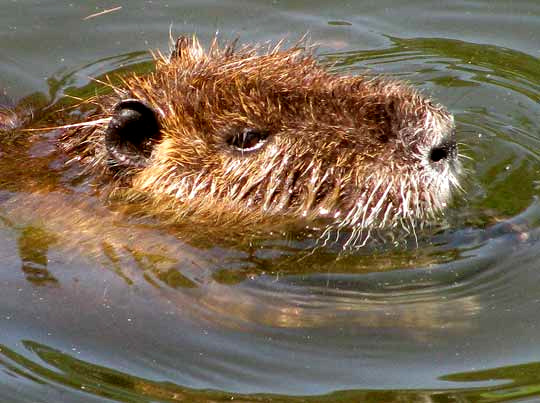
3,36 -> 460,241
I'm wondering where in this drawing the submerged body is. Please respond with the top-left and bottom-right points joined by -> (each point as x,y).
4,36 -> 460,240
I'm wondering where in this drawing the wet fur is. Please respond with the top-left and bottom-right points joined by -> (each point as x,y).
60,36 -> 459,241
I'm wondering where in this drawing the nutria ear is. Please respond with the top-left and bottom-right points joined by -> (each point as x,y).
105,99 -> 161,169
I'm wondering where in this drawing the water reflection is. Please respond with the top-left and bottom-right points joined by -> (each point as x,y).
2,340 -> 540,402
17,226 -> 58,285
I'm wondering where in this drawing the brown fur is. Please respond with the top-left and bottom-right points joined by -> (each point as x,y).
61,36 -> 459,238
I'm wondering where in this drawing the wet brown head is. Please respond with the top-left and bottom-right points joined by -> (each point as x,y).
64,36 -> 459,236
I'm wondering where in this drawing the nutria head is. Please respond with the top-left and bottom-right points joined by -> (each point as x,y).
65,36 -> 459,238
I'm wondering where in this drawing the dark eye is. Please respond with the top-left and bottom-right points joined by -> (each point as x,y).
227,128 -> 269,152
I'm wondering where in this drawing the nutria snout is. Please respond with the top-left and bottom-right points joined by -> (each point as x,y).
59,35 -> 459,235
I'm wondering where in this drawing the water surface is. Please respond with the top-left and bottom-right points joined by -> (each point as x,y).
2,1 -> 540,402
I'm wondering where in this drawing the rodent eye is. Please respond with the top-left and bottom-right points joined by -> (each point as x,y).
227,128 -> 269,152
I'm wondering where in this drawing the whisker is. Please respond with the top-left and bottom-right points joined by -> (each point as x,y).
22,117 -> 111,132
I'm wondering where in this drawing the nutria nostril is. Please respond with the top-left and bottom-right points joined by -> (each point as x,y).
429,145 -> 448,163
429,138 -> 457,163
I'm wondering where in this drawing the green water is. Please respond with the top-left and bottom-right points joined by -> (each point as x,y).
2,1 -> 540,402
